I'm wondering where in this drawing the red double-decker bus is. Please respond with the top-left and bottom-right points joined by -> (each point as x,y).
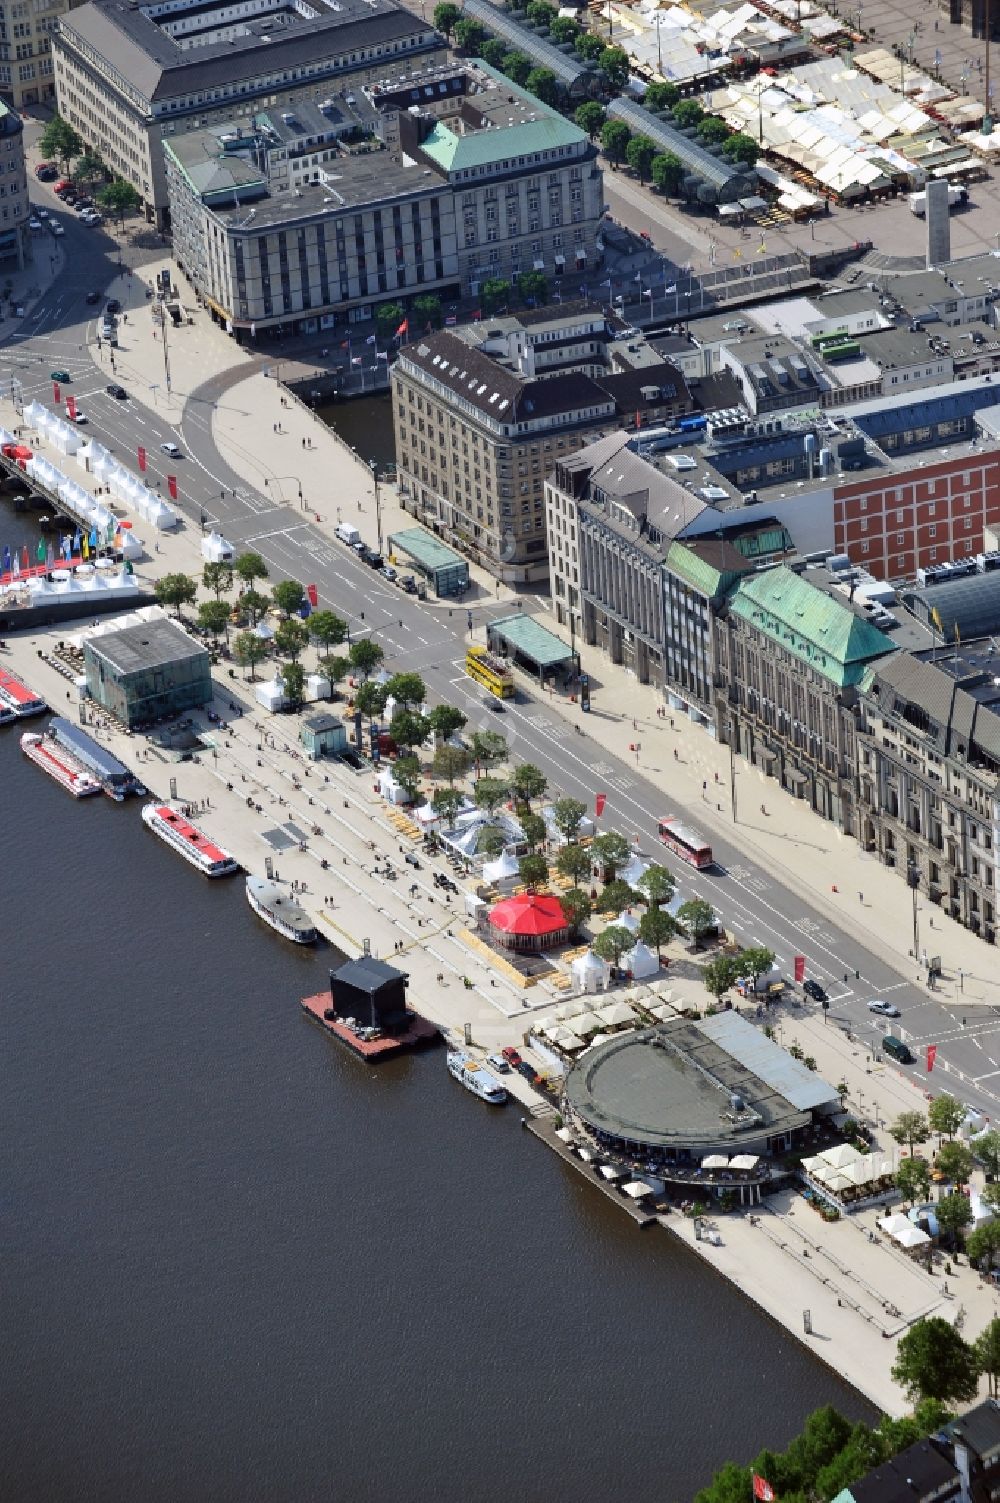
657,816 -> 713,870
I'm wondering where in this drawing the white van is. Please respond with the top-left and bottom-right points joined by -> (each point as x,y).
336,523 -> 361,547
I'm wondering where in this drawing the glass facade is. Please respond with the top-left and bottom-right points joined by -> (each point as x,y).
85,641 -> 212,729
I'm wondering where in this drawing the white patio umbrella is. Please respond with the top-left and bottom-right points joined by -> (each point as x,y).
879,1213 -> 912,1237
895,1223 -> 930,1248
819,1144 -> 861,1170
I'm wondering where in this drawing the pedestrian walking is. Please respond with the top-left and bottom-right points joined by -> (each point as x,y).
858,891 -> 864,904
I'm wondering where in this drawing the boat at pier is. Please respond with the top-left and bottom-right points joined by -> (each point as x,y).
446,1050 -> 508,1105
48,717 -> 145,800
0,666 -> 46,719
20,731 -> 100,797
246,875 -> 317,944
141,802 -> 240,877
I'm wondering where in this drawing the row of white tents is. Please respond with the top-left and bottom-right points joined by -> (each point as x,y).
18,405 -> 178,533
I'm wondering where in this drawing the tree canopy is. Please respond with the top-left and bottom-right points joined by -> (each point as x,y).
598,45 -> 629,90
272,578 -> 305,618
556,842 -> 592,886
677,898 -> 715,945
235,551 -> 269,586
202,561 -> 233,599
97,178 -> 142,227
637,863 -> 674,907
574,101 -> 606,137
474,776 -> 509,816
560,887 -> 591,935
592,924 -> 633,965
273,618 -> 309,661
509,762 -> 548,807
935,1140 -> 974,1185
651,152 -> 684,195
309,610 -> 348,651
154,572 -> 197,616
594,878 -> 637,915
891,1317 -> 980,1405
40,115 -> 83,170
233,629 -> 268,681
928,1093 -> 966,1140
348,639 -> 385,679
895,1155 -> 931,1206
890,1111 -> 930,1155
639,907 -> 675,956
591,830 -> 630,880
600,119 -> 631,163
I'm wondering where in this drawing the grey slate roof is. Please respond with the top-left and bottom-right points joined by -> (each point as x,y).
608,98 -> 756,200
463,0 -> 592,88
844,1440 -> 957,1503
399,329 -> 613,424
947,1398 -> 1000,1462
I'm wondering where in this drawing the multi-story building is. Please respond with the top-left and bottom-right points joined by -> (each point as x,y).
0,0 -> 62,109
0,101 -> 29,267
714,565 -> 896,830
393,305 -> 689,583
52,0 -> 444,225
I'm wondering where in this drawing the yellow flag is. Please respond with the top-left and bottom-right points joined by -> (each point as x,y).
931,605 -> 943,632
954,622 -> 961,646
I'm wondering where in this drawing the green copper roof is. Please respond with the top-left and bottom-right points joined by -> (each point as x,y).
666,541 -> 748,600
420,112 -> 583,172
729,566 -> 895,688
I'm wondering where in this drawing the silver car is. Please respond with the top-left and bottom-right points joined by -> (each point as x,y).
867,998 -> 901,1018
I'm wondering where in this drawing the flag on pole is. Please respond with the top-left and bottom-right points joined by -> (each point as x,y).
21,545 -> 29,572
46,543 -> 54,567
62,536 -> 72,560
106,519 -> 115,545
88,528 -> 97,550
365,334 -> 377,345
67,394 -> 77,420
752,1476 -> 775,1502
11,550 -> 19,577
395,318 -> 409,338
2,544 -> 10,573
72,529 -> 81,555
36,537 -> 45,564
306,584 -> 318,608
471,310 -> 482,321
81,533 -> 90,559
931,604 -> 943,633
376,351 -> 388,361
340,340 -> 350,349
665,283 -> 677,293
445,314 -> 458,325
927,1044 -> 938,1072
595,792 -> 607,818
167,475 -> 178,501
954,622 -> 961,646
53,381 -> 61,404
137,445 -> 147,473
644,287 -> 654,298
351,356 -> 362,366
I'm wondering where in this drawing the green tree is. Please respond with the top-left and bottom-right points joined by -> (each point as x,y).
375,300 -> 405,338
519,811 -> 548,852
517,269 -> 548,304
525,0 -> 556,24
74,150 -> 106,187
427,703 -> 467,741
936,1190 -> 974,1246
813,1426 -> 884,1503
274,618 -> 309,661
895,1155 -> 931,1206
591,830 -> 630,881
592,923 -> 633,966
697,115 -> 730,144
235,551 -> 269,588
936,1141 -> 975,1186
432,1 -> 461,35
784,1405 -> 855,1484
433,743 -> 469,785
677,898 -> 716,947
390,708 -> 430,753
560,887 -> 592,936
354,680 -> 386,720
976,1317 -> 1000,1397
272,578 -> 305,618
929,1093 -> 967,1141
479,38 -> 507,66
722,132 -> 759,165
975,1129 -> 1000,1180
501,49 -> 531,83
644,81 -> 680,112
39,115 -> 83,171
595,878 -> 637,915
348,638 -> 385,679
891,1317 -> 980,1405
238,589 -> 270,627
233,629 -> 268,681
637,863 -> 674,907
384,671 -> 426,709
469,729 -> 508,774
197,598 -> 231,644
316,654 -> 349,698
526,67 -> 560,105
281,660 -> 306,709
967,1219 -> 1000,1273
574,100 -> 607,136
550,15 -> 578,41
474,775 -> 509,816
651,151 -> 685,195
454,17 -> 486,49
551,798 -> 587,843
598,45 -> 629,90
413,293 -> 443,330
432,786 -> 465,827
202,561 -> 233,600
478,827 -> 506,858
518,852 -> 549,892
575,30 -> 605,60
308,609 -> 348,653
97,177 -> 142,228
510,762 -> 548,808
738,945 -> 776,979
600,119 -> 631,163
154,572 -> 197,617
890,1110 -> 930,1157
703,954 -> 741,1000
556,842 -> 592,887
392,755 -> 422,803
673,98 -> 704,128
626,134 -> 656,181
639,906 -> 676,958
481,276 -> 511,313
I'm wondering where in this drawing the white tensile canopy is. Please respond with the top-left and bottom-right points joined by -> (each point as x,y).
879,1213 -> 912,1237
254,620 -> 275,639
555,1030 -> 586,1051
566,1011 -> 603,1036
482,849 -> 520,884
571,949 -> 611,994
818,1143 -> 860,1170
702,1154 -> 729,1170
596,1001 -> 638,1027
895,1223 -> 931,1248
623,941 -> 659,979
599,1164 -> 626,1180
619,853 -> 649,887
577,1147 -> 594,1163
730,1154 -> 760,1171
555,1126 -> 574,1144
649,1002 -> 676,1020
201,531 -> 235,563
622,1181 -> 652,1199
414,802 -> 440,826
615,909 -> 641,934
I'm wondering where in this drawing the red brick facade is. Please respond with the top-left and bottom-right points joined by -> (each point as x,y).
834,452 -> 1000,581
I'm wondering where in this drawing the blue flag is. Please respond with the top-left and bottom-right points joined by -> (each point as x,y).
2,545 -> 10,573
88,528 -> 97,549
72,529 -> 81,553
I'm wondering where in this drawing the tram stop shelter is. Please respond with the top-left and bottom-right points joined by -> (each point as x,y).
388,528 -> 469,597
486,613 -> 576,686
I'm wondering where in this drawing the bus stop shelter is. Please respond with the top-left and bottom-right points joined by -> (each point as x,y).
486,613 -> 576,686
388,528 -> 468,598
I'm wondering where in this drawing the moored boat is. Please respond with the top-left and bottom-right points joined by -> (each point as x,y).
246,875 -> 317,943
0,666 -> 46,718
446,1049 -> 508,1105
141,801 -> 239,877
48,717 -> 145,800
20,731 -> 100,797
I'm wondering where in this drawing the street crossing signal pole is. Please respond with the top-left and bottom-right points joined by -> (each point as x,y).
728,723 -> 738,824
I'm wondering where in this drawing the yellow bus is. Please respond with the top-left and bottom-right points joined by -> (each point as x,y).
465,645 -> 515,699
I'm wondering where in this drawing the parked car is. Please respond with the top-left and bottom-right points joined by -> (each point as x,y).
501,1046 -> 522,1067
106,384 -> 128,399
85,291 -> 101,304
400,575 -> 417,593
867,998 -> 901,1018
71,412 -> 88,424
485,1053 -> 511,1074
516,1059 -> 543,1086
49,369 -> 71,383
35,161 -> 55,177
160,441 -> 182,458
803,979 -> 828,1002
74,197 -> 93,212
382,565 -> 397,582
27,217 -> 41,231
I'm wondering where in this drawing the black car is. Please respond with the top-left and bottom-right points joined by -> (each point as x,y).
803,979 -> 828,1003
85,291 -> 101,305
515,1059 -> 542,1087
106,298 -> 121,314
106,384 -> 128,399
400,575 -> 417,594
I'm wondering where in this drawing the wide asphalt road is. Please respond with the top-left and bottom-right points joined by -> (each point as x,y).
7,177 -> 1000,1125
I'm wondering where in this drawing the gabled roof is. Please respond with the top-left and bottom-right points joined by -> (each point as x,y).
666,538 -> 753,599
420,111 -> 582,172
730,565 -> 895,686
835,1439 -> 958,1503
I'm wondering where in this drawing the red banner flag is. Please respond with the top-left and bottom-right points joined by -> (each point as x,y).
794,955 -> 805,984
167,474 -> 177,500
753,1476 -> 775,1502
137,445 -> 146,473
595,793 -> 606,818
66,394 -> 77,421
52,381 -> 61,404
306,583 -> 318,608
927,1044 -> 937,1073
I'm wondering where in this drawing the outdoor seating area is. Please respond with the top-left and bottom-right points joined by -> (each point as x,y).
801,1143 -> 896,1212
878,1212 -> 932,1254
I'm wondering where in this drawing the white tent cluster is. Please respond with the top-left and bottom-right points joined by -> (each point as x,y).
599,0 -> 800,88
76,440 -> 177,531
533,996 -> 640,1052
878,1212 -> 932,1249
5,414 -> 177,535
22,402 -> 83,456
25,564 -> 143,604
801,1143 -> 894,1199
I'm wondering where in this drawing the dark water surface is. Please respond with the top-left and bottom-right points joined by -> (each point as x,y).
2,715 -> 874,1503
315,392 -> 396,469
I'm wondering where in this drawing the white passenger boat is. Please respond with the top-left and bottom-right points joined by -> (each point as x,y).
21,731 -> 101,797
447,1049 -> 508,1105
141,801 -> 239,877
246,875 -> 317,943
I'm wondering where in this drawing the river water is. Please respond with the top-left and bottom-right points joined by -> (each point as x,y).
315,393 -> 396,469
1,492 -> 875,1503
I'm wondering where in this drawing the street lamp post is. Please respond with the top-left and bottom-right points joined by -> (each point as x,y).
907,862 -> 920,962
728,720 -> 738,824
370,459 -> 383,553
